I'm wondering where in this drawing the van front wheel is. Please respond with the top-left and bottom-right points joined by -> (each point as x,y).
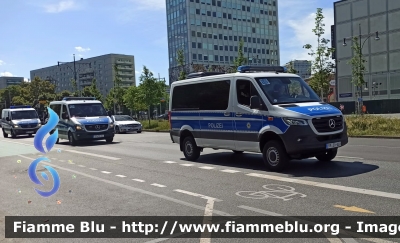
262,140 -> 289,172
182,136 -> 200,161
2,129 -> 8,138
68,132 -> 77,146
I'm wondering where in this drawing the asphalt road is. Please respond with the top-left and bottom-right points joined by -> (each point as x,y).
1,132 -> 400,243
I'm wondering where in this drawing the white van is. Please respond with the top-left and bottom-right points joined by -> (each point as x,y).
168,66 -> 348,171
49,97 -> 115,146
1,106 -> 41,138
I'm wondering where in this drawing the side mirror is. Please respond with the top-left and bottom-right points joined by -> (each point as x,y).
107,110 -> 113,117
6,117 -> 10,121
250,96 -> 261,109
61,113 -> 69,119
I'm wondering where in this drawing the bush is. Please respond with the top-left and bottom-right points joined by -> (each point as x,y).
346,115 -> 400,136
141,120 -> 169,131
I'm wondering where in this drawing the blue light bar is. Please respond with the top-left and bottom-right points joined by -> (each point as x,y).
10,105 -> 31,109
237,65 -> 287,73
62,97 -> 96,101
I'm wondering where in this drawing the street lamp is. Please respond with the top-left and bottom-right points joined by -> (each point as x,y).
57,54 -> 91,96
342,23 -> 380,112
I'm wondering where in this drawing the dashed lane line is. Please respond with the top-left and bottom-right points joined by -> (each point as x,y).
89,168 -> 97,171
180,164 -> 194,167
132,179 -> 145,182
78,165 -> 86,167
65,150 -> 121,161
101,171 -> 112,174
164,161 -> 177,164
220,169 -> 241,173
151,184 -> 167,188
198,166 -> 215,170
116,175 -> 127,178
246,173 -> 400,201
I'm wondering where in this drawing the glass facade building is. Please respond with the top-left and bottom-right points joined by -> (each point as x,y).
166,0 -> 280,84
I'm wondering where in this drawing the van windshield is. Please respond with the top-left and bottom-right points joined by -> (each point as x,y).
11,110 -> 38,120
68,103 -> 107,117
254,77 -> 321,105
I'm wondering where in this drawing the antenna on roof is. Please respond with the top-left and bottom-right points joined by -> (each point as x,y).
237,65 -> 287,74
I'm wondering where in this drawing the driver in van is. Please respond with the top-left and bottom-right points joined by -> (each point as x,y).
272,83 -> 289,99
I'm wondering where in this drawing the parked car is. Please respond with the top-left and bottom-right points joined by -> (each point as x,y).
157,114 -> 168,120
112,115 -> 142,134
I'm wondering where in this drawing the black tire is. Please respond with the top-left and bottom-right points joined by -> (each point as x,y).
106,137 -> 113,143
137,131 -> 142,133
262,140 -> 290,172
2,129 -> 8,138
11,129 -> 16,138
233,150 -> 244,154
315,149 -> 338,162
115,126 -> 120,134
68,132 -> 77,146
56,138 -> 60,144
182,136 -> 201,161
28,134 -> 33,137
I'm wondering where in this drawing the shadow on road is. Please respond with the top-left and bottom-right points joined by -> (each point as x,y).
56,141 -> 122,147
188,152 -> 378,179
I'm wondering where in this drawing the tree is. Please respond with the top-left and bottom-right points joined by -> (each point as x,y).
286,61 -> 298,74
303,8 -> 335,101
82,78 -> 103,101
123,85 -> 146,117
112,64 -> 126,114
70,78 -> 78,96
56,90 -> 73,100
177,49 -> 186,80
233,38 -> 247,72
348,36 -> 367,113
136,66 -> 164,125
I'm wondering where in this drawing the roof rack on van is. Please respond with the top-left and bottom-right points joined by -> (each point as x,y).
186,72 -> 225,79
62,97 -> 96,101
9,105 -> 31,109
237,65 -> 287,74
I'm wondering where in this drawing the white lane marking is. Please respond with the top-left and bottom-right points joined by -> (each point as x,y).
247,173 -> 400,200
200,199 -> 214,243
78,165 -> 86,167
65,150 -> 120,160
199,166 -> 215,170
180,164 -> 194,167
238,205 -> 389,243
341,238 -> 359,243
132,179 -> 145,182
59,160 -> 65,162
89,168 -> 97,170
220,169 -> 240,173
52,158 -> 57,160
336,156 -> 364,160
18,155 -> 233,217
164,161 -> 177,164
151,183 -> 166,188
116,175 -> 127,178
174,189 -> 222,202
101,171 -> 112,174
326,237 -> 343,243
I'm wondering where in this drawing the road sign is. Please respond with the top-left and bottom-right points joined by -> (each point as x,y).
339,93 -> 352,98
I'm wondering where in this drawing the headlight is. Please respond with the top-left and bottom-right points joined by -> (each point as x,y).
76,125 -> 82,130
283,118 -> 308,126
109,124 -> 114,128
38,124 -> 42,127
13,124 -> 19,128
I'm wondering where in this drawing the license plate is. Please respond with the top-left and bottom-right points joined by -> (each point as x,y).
26,131 -> 34,134
93,135 -> 104,138
326,142 -> 341,149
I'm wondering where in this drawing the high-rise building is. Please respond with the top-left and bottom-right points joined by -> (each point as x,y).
333,0 -> 400,102
0,76 -> 24,89
30,54 -> 136,97
285,60 -> 311,79
166,0 -> 280,84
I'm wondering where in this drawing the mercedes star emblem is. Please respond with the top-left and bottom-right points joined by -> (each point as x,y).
328,119 -> 336,129
95,125 -> 100,130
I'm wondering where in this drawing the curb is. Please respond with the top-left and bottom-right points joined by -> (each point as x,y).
142,130 -> 169,133
349,135 -> 400,139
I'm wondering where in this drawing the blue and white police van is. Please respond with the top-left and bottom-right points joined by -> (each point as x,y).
1,106 -> 41,138
49,97 -> 115,146
168,66 -> 348,171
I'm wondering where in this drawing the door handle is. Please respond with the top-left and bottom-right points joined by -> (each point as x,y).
236,112 -> 242,117
224,112 -> 230,117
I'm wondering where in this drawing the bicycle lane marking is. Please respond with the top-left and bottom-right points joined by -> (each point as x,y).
238,205 -> 393,243
236,184 -> 307,201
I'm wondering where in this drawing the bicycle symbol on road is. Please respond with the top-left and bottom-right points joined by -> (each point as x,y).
236,184 -> 307,201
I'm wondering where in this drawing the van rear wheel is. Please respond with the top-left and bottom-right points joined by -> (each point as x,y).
262,140 -> 289,172
182,136 -> 200,161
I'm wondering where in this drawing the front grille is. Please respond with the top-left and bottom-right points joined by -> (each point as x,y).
20,124 -> 37,128
312,115 -> 343,133
127,124 -> 140,128
85,124 -> 108,131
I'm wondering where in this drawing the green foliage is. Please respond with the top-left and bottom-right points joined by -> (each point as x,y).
303,8 -> 335,99
82,78 -> 103,101
286,61 -> 297,74
347,36 -> 367,89
233,38 -> 247,72
123,85 -> 147,113
141,120 -> 170,131
346,115 -> 400,136
177,49 -> 186,80
105,64 -> 126,113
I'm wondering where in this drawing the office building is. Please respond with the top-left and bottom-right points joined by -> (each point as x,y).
285,60 -> 311,79
166,0 -> 280,84
334,0 -> 400,102
30,54 -> 135,97
0,76 -> 24,89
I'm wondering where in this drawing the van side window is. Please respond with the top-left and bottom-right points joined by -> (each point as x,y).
236,80 -> 262,108
50,104 -> 61,117
61,105 -> 68,117
172,80 -> 230,111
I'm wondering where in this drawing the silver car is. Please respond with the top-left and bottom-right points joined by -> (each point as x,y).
112,115 -> 142,134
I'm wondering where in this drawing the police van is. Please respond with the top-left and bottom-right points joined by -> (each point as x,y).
168,66 -> 348,171
1,106 -> 41,138
49,97 -> 115,146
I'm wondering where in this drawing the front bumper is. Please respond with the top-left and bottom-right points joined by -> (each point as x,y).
73,128 -> 115,141
279,122 -> 348,157
14,128 -> 39,135
118,126 -> 142,132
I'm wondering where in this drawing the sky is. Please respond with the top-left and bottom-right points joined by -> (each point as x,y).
0,0 -> 335,84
